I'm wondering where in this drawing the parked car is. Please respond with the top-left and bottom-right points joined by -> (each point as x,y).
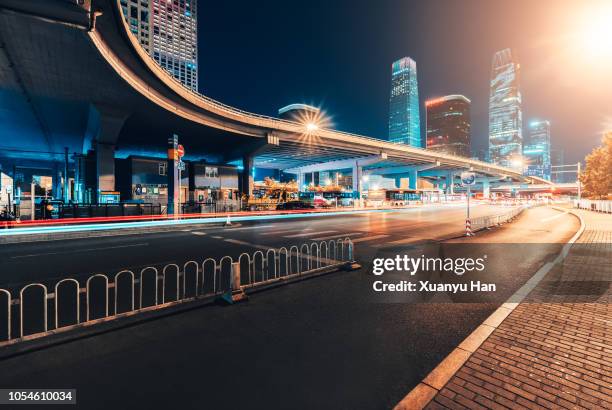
275,201 -> 315,210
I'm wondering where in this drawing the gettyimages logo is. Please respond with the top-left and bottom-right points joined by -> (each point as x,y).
372,254 -> 487,276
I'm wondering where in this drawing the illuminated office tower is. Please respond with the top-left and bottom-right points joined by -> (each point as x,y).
388,57 -> 421,147
425,95 -> 471,157
488,48 -> 522,170
523,120 -> 551,180
120,0 -> 199,92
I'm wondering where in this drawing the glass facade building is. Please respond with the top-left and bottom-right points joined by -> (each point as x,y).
388,57 -> 421,147
488,48 -> 522,170
523,120 -> 551,180
120,0 -> 199,92
425,95 -> 471,157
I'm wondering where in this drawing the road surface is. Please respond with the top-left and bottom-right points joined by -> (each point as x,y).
0,205 -> 579,409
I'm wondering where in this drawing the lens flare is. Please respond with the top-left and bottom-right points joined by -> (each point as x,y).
579,5 -> 612,60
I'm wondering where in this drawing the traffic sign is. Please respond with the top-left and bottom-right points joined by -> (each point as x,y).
461,172 -> 476,186
177,161 -> 186,171
177,144 -> 185,158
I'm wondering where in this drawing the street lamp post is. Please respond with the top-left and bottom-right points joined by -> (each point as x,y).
576,162 -> 581,201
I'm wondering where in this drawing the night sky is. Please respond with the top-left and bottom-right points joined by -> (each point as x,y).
198,0 -> 612,164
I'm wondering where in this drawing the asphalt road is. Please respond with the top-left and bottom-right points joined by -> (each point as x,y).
0,205 -> 579,410
1,203 -> 539,287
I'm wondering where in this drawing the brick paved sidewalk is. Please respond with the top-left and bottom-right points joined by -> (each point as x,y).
425,209 -> 611,410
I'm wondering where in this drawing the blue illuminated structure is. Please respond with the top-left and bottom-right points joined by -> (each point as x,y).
388,57 -> 421,147
488,48 -> 522,170
523,120 -> 551,180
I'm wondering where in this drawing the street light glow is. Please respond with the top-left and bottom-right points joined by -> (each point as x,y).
580,8 -> 612,59
306,122 -> 319,132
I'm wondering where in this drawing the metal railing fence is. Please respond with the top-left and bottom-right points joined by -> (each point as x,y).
38,203 -> 162,220
0,239 -> 354,346
574,199 -> 612,213
470,205 -> 527,231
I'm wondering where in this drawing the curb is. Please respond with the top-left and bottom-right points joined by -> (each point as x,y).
393,206 -> 585,410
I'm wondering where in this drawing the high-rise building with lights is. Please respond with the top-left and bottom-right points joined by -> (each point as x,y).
120,0 -> 198,92
425,95 -> 471,157
523,120 -> 551,180
388,57 -> 421,147
488,48 -> 522,170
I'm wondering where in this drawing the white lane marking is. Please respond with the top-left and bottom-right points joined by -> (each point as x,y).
223,224 -> 275,231
351,234 -> 389,243
211,235 -> 223,239
541,210 -> 569,222
10,243 -> 149,259
260,228 -> 313,235
310,232 -> 363,241
384,237 -> 416,245
191,231 -> 206,236
223,238 -> 269,250
284,230 -> 337,238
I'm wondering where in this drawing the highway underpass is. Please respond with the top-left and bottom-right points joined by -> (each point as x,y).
0,0 -> 551,217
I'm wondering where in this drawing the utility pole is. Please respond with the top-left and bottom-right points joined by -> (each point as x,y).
64,147 -> 69,203
30,178 -> 36,221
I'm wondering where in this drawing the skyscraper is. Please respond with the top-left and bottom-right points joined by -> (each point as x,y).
388,57 -> 421,147
488,48 -> 522,170
523,120 -> 551,180
120,0 -> 199,92
551,147 -> 567,183
425,95 -> 471,157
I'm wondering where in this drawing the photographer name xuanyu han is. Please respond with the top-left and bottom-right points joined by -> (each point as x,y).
371,255 -> 496,293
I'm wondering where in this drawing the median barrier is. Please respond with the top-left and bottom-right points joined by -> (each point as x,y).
0,239 -> 355,348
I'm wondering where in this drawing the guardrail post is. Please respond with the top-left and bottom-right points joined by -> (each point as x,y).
217,262 -> 248,304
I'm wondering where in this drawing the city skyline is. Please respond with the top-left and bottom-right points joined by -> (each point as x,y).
197,0 -> 612,165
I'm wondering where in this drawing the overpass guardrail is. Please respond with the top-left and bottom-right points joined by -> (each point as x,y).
574,199 -> 612,213
0,238 -> 355,347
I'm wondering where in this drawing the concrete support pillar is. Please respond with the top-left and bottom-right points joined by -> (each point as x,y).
297,172 -> 305,191
52,163 -> 62,199
395,177 -> 402,189
352,163 -> 362,198
91,105 -> 129,203
409,168 -> 418,190
240,156 -> 254,198
447,172 -> 455,195
482,179 -> 490,198
96,142 -> 115,195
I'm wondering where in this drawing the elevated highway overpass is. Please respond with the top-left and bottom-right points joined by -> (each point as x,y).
0,0 -> 551,205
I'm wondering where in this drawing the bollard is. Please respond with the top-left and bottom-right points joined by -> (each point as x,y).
465,218 -> 473,236
225,214 -> 232,226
